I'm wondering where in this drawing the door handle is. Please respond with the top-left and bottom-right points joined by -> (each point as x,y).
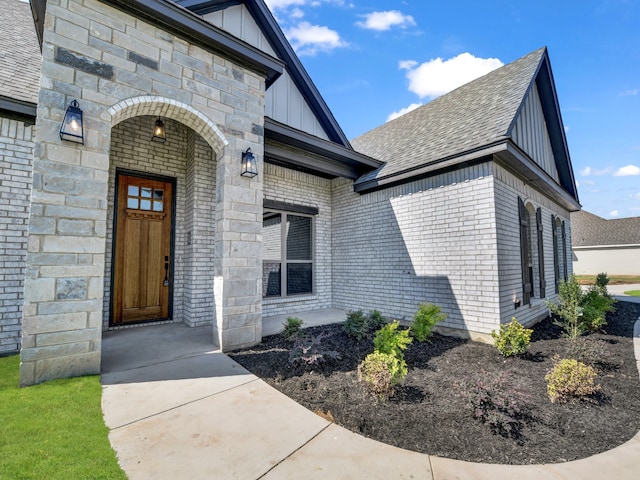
163,255 -> 169,287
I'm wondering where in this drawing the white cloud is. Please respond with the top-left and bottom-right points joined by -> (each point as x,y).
285,22 -> 347,56
402,53 -> 503,99
265,0 -> 307,10
387,103 -> 423,122
613,164 -> 640,176
564,125 -> 570,133
399,59 -> 418,70
635,192 -> 640,200
621,89 -> 639,96
580,166 -> 611,176
356,10 -> 416,31
290,7 -> 305,18
610,210 -> 620,217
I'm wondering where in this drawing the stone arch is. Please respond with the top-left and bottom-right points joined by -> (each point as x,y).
107,96 -> 228,156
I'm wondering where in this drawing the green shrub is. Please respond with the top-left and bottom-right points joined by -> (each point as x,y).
581,288 -> 615,332
367,309 -> 387,331
491,317 -> 533,357
545,356 -> 600,403
358,351 -> 403,399
282,317 -> 303,339
411,303 -> 446,341
465,370 -> 529,439
372,321 -> 412,382
547,274 -> 585,339
343,310 -> 368,339
594,272 -> 610,297
343,309 -> 387,339
374,321 -> 412,359
548,274 -> 616,338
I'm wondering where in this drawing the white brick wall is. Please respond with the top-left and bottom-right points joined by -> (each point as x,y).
0,117 -> 34,354
493,163 -> 572,328
262,163 -> 332,317
332,162 -> 502,335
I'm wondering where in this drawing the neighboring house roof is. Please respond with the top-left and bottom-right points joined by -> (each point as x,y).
0,0 -> 41,119
571,210 -> 640,247
351,48 -> 579,209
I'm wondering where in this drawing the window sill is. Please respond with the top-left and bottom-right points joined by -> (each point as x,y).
262,294 -> 318,306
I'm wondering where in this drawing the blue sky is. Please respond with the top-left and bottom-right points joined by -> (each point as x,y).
264,0 -> 640,219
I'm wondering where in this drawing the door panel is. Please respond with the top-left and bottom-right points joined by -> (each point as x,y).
113,174 -> 173,325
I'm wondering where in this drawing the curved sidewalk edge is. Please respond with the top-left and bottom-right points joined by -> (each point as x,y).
101,315 -> 640,480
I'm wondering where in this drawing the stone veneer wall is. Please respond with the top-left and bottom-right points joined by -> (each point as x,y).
262,163 -> 332,317
332,162 -> 502,337
104,116 -> 216,330
0,117 -> 34,354
20,0 -> 265,385
493,162 -> 572,328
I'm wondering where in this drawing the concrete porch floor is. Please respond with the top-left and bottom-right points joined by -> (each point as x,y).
100,305 -> 640,479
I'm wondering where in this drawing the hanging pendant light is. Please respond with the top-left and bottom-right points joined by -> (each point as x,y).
151,117 -> 166,143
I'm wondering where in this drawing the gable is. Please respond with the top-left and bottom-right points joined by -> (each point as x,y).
511,83 -> 560,183
180,0 -> 344,144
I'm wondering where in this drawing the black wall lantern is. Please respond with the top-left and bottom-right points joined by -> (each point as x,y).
241,148 -> 258,177
151,117 -> 166,143
59,100 -> 84,144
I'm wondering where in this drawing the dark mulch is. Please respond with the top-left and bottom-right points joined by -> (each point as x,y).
230,302 -> 640,464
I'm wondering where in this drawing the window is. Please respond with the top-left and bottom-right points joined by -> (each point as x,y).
262,210 -> 314,297
535,208 -> 546,298
518,198 -> 532,305
552,215 -> 561,293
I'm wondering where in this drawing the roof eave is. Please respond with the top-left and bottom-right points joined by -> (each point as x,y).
0,95 -> 37,122
496,141 -> 581,211
353,141 -> 507,193
265,117 -> 382,179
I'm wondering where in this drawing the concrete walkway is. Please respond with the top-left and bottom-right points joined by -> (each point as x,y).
102,303 -> 640,480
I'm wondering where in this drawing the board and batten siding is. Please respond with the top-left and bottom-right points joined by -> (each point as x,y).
202,5 -> 330,140
511,83 -> 560,183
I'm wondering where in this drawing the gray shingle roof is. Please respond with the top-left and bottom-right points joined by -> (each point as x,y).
571,210 -> 640,246
0,0 -> 41,106
352,47 -> 546,184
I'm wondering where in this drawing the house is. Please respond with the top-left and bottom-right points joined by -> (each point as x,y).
571,210 -> 640,275
0,0 -> 579,386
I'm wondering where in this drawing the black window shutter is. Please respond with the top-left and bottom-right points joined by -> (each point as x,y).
518,198 -> 531,305
536,208 -> 546,298
551,215 -> 560,293
561,221 -> 568,280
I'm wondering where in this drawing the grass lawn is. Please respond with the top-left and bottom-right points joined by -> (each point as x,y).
576,274 -> 640,285
624,290 -> 640,297
0,355 -> 126,480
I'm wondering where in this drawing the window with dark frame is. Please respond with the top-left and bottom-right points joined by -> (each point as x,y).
262,210 -> 314,298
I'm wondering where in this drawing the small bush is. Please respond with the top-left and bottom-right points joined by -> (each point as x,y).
289,334 -> 340,366
358,351 -> 403,399
547,274 -> 584,339
372,321 -> 412,382
282,317 -> 303,339
545,356 -> 601,403
411,303 -> 446,342
343,309 -> 387,339
367,309 -> 387,331
465,370 -> 530,439
581,288 -> 615,332
491,317 -> 533,357
594,272 -> 610,297
374,321 -> 412,359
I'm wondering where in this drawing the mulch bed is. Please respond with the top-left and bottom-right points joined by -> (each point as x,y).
230,302 -> 640,464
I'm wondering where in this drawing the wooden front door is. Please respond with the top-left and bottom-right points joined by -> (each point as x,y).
112,174 -> 173,325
